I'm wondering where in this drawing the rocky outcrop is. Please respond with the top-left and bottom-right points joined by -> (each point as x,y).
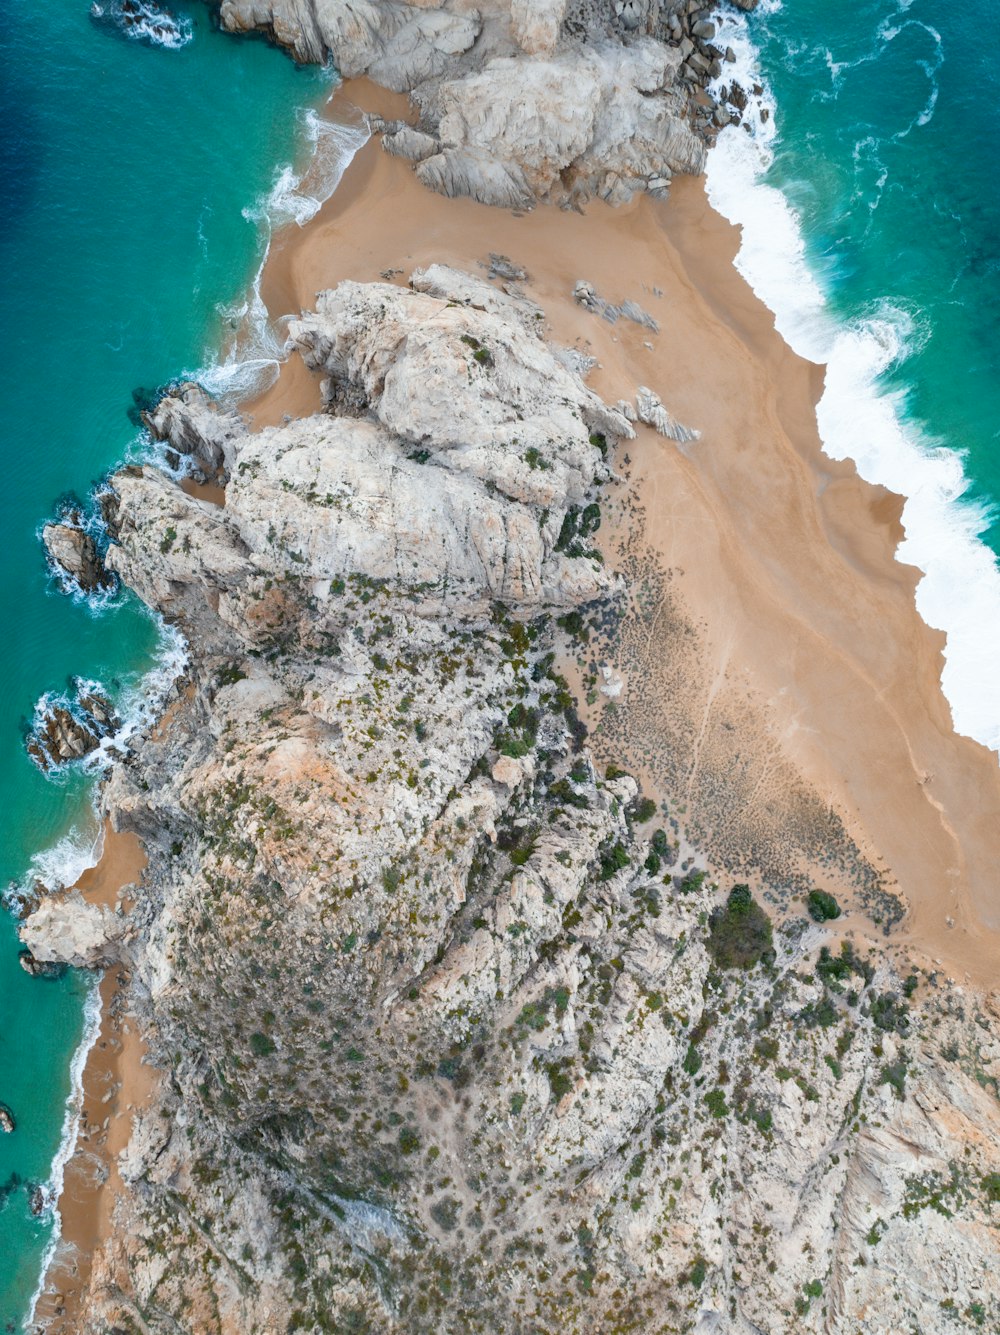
42,516 -> 112,594
573,277 -> 660,330
37,267 -> 1000,1334
20,891 -> 127,970
26,685 -> 118,771
109,268 -> 625,635
143,381 -> 244,482
0,1105 -> 14,1134
635,382 -> 701,441
216,1 -> 755,208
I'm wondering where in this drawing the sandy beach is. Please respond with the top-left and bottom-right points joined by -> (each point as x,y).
245,78 -> 1000,984
32,825 -> 156,1332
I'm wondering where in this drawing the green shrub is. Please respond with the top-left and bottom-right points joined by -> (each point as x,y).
706,885 -> 773,970
879,1060 -> 907,1098
868,991 -> 909,1035
982,1172 -> 1000,1202
688,1257 -> 707,1288
430,1197 -> 461,1231
704,1088 -> 728,1118
557,610 -> 588,642
599,841 -> 631,881
398,1127 -> 421,1154
249,1032 -> 275,1058
807,889 -> 841,922
632,797 -> 658,824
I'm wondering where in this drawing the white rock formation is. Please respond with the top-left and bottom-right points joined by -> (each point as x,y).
218,0 -> 714,207
21,891 -> 126,969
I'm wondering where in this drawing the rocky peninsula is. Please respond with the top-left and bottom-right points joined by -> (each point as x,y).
21,3 -> 1000,1333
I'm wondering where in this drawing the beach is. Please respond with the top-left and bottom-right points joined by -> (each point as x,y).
32,826 -> 157,1332
246,77 -> 1000,985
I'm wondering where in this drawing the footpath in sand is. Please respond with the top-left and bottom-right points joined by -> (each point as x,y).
248,78 -> 1000,986
34,825 -> 158,1332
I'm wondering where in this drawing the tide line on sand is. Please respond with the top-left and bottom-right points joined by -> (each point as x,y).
707,1 -> 1000,756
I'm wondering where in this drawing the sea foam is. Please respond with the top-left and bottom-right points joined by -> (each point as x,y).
708,2 -> 1000,754
201,107 -> 370,402
25,977 -> 103,1329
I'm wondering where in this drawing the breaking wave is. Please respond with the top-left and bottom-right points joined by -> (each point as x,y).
708,1 -> 1000,753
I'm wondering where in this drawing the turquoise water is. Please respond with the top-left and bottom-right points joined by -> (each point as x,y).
0,1 -> 332,1321
708,0 -> 1000,749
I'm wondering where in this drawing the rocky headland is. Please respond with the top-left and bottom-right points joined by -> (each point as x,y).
219,0 -> 756,208
18,3 -> 1000,1333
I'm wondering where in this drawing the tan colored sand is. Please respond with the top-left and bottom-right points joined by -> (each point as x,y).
181,475 -> 226,508
244,78 -> 1000,985
34,827 -> 158,1331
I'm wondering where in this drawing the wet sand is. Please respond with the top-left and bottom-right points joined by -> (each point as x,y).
33,826 -> 157,1331
244,77 -> 1000,985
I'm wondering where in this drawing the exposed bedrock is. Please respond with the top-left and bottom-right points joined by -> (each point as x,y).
215,0 -> 759,207
42,516 -> 112,594
26,265 -> 1000,1334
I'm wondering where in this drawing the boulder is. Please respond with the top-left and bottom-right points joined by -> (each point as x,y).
19,950 -> 67,980
20,890 -> 126,970
42,521 -> 111,594
0,1105 -> 14,1134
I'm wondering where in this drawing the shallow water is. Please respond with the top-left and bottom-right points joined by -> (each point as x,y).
0,1 -> 336,1320
708,0 -> 1000,750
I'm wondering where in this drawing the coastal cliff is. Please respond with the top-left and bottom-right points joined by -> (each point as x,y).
26,265 -> 1000,1332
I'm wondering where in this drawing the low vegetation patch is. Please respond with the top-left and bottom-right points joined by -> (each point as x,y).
706,884 -> 774,970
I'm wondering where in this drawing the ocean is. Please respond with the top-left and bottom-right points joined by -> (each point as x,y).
0,0 -> 359,1322
709,0 -> 1000,751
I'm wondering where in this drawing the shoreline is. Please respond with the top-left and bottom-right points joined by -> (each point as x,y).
246,77 -> 1000,984
30,825 -> 155,1333
23,58 -> 1000,1330
707,5 -> 1000,758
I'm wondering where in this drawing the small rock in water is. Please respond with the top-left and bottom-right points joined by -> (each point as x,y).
19,949 -> 67,980
42,518 -> 112,594
28,1184 -> 46,1216
25,683 -> 118,771
0,1104 -> 15,1134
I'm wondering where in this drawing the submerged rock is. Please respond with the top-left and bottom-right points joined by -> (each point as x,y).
18,949 -> 67,980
